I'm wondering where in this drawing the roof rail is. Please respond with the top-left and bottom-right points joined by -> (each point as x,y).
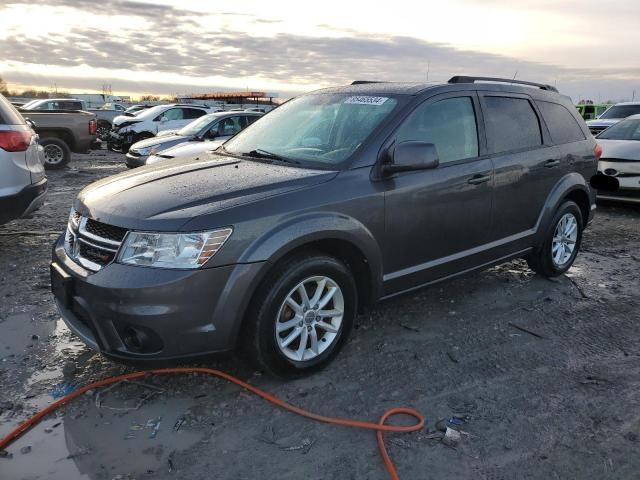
448,76 -> 558,92
351,80 -> 389,85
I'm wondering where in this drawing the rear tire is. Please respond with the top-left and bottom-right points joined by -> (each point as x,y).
40,138 -> 71,169
244,251 -> 357,378
526,200 -> 583,277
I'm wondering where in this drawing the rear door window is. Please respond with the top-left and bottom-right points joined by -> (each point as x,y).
396,96 -> 479,163
536,101 -> 586,144
183,108 -> 206,119
483,96 -> 542,154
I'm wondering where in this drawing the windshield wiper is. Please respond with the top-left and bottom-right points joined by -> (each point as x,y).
244,149 -> 300,164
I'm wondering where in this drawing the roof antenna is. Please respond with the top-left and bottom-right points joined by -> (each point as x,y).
512,70 -> 518,80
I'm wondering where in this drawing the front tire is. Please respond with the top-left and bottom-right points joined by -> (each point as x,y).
244,252 -> 357,377
527,200 -> 583,277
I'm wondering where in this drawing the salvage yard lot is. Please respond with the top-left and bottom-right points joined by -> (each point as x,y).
1,149 -> 639,479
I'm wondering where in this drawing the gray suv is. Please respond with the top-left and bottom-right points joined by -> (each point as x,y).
0,94 -> 47,225
51,77 -> 598,376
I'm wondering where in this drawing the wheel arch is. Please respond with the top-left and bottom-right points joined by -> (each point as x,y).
37,128 -> 75,151
534,172 -> 593,243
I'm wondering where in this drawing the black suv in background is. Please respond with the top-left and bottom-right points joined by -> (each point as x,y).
51,76 -> 598,376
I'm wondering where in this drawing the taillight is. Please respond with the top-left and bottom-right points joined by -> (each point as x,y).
0,130 -> 32,152
594,144 -> 603,161
89,119 -> 97,135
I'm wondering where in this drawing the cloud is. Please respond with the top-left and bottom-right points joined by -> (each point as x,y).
1,0 -> 638,101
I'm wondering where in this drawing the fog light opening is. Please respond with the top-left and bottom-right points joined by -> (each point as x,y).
122,327 -> 150,352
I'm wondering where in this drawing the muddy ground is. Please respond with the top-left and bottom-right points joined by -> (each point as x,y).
0,148 -> 639,480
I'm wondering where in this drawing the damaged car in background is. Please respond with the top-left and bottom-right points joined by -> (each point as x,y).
126,111 -> 262,167
108,104 -> 214,153
51,76 -> 598,377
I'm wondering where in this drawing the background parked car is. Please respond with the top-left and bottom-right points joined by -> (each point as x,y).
586,101 -> 640,136
20,109 -> 98,169
21,98 -> 87,111
126,111 -> 263,167
108,104 -> 213,152
0,94 -> 47,224
595,114 -> 640,203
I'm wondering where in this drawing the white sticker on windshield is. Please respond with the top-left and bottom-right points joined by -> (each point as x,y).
344,96 -> 389,106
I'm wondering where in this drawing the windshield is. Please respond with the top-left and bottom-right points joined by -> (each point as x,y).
599,105 -> 640,119
597,118 -> 640,140
178,114 -> 217,136
223,93 -> 399,166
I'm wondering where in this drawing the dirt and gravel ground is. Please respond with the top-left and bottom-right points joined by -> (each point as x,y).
0,148 -> 639,480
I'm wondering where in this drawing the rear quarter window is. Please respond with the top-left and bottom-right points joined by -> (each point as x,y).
536,101 -> 586,144
483,96 -> 542,154
0,94 -> 26,125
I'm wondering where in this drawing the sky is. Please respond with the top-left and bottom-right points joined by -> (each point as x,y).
1,0 -> 639,101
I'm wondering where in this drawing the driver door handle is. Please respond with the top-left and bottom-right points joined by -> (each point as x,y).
468,174 -> 491,185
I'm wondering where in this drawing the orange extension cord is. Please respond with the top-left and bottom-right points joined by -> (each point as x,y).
0,367 -> 424,479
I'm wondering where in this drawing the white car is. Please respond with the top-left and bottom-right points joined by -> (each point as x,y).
596,114 -> 640,203
108,104 -> 213,152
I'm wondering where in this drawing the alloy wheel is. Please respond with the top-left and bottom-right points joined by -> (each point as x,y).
551,213 -> 578,266
275,276 -> 344,362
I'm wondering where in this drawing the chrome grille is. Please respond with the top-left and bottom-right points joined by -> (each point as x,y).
65,216 -> 127,272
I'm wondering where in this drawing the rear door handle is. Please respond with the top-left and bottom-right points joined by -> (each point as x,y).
468,174 -> 491,185
544,159 -> 561,168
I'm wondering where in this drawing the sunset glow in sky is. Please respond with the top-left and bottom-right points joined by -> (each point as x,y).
1,0 -> 638,100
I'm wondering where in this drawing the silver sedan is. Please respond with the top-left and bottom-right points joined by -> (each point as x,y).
596,114 -> 640,203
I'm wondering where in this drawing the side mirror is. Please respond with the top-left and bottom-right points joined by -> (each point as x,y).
160,116 -> 168,122
382,141 -> 439,175
25,118 -> 37,129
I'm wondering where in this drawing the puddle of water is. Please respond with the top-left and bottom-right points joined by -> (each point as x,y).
2,396 -> 204,479
0,312 -> 56,358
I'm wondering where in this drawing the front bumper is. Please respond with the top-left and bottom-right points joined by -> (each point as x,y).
108,130 -> 134,151
597,160 -> 640,204
51,235 -> 266,361
0,178 -> 48,224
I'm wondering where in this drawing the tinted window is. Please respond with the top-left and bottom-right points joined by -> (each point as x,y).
484,96 -> 541,153
396,96 -> 478,163
0,94 -> 26,125
536,101 -> 586,144
183,108 -> 206,119
244,115 -> 260,126
217,116 -> 243,136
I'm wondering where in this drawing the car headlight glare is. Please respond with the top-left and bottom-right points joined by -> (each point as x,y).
117,228 -> 232,269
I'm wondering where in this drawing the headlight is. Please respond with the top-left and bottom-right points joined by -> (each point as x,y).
134,145 -> 157,156
117,228 -> 233,269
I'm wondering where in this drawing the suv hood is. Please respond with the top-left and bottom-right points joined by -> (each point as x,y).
598,139 -> 640,161
76,155 -> 338,230
587,118 -> 620,127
